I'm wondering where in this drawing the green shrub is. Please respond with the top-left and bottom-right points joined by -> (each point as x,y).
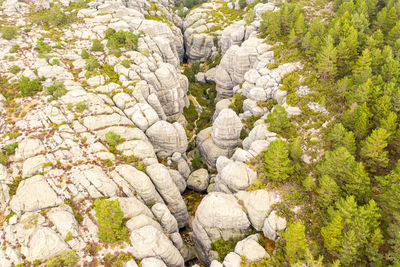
247,178 -> 266,191
75,101 -> 87,113
50,58 -> 60,66
106,30 -> 139,56
1,26 -> 18,40
19,76 -> 42,96
265,104 -> 291,134
91,39 -> 104,52
104,252 -> 134,267
105,28 -> 116,39
85,56 -> 99,71
212,238 -> 239,261
100,64 -> 119,83
229,93 -> 246,113
183,101 -> 198,123
105,131 -> 123,146
0,152 -> 8,165
4,142 -> 18,155
183,66 -> 196,83
9,65 -> 21,74
239,0 -> 247,9
136,163 -> 146,172
33,259 -> 41,266
8,176 -> 22,197
47,82 -> 67,100
33,5 -> 69,26
121,59 -> 130,68
94,198 -> 129,243
191,151 -> 205,170
35,38 -> 52,54
9,44 -> 19,53
45,250 -> 79,267
81,49 -> 89,59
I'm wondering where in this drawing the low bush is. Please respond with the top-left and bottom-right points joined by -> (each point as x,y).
85,56 -> 100,71
94,198 -> 129,243
81,49 -> 89,59
4,142 -> 18,155
75,101 -> 87,113
9,65 -> 21,74
0,152 -> 8,165
106,30 -> 139,56
121,59 -> 130,68
47,81 -> 67,100
33,5 -> 69,26
19,76 -> 42,96
229,93 -> 246,113
104,252 -> 135,267
35,38 -> 52,54
45,250 -> 79,267
212,238 -> 239,261
105,131 -> 123,146
91,39 -> 104,52
1,26 -> 18,40
9,44 -> 19,53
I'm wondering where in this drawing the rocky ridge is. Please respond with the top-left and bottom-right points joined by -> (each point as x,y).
0,0 -> 331,266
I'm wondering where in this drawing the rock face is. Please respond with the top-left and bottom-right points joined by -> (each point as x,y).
187,169 -> 209,192
0,0 -> 193,265
234,234 -> 269,261
10,175 -> 62,213
192,192 -> 251,265
23,227 -> 69,262
146,164 -> 189,228
146,121 -> 188,157
197,109 -> 242,168
130,226 -> 184,267
213,158 -> 257,193
215,37 -> 273,99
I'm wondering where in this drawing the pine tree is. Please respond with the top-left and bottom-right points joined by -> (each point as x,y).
388,21 -> 400,45
381,53 -> 400,81
263,139 -> 293,183
385,7 -> 398,33
353,49 -> 372,85
317,35 -> 337,79
372,95 -> 393,126
376,7 -> 388,32
295,13 -> 306,38
379,112 -> 398,136
288,28 -> 298,48
317,147 -> 370,201
265,105 -> 291,134
327,123 -> 357,155
342,103 -> 371,140
376,160 -> 400,220
316,175 -> 341,208
325,196 -> 383,265
289,137 -> 303,162
360,128 -> 390,173
321,215 -> 343,256
283,221 -> 308,264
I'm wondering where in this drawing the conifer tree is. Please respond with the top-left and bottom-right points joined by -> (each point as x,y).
317,147 -> 370,201
263,139 -> 293,183
317,35 -> 337,79
266,105 -> 291,134
343,103 -> 371,140
316,175 -> 341,208
284,221 -> 308,264
327,123 -> 356,155
353,49 -> 372,85
321,215 -> 343,256
360,128 -> 390,173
